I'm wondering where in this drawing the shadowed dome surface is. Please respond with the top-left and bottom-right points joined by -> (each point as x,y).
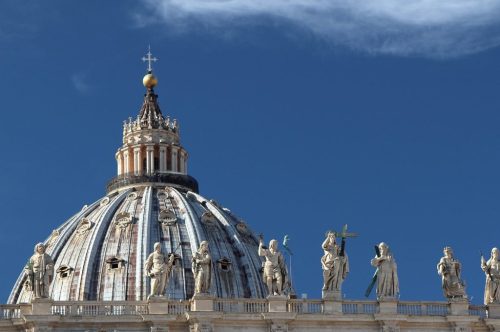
8,56 -> 268,304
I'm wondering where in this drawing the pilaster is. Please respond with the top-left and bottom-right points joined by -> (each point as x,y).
159,145 -> 167,172
146,145 -> 154,174
133,146 -> 141,175
171,146 -> 178,172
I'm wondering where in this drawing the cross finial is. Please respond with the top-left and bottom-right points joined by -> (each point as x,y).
142,45 -> 158,73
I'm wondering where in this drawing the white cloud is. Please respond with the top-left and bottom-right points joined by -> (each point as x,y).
138,0 -> 500,57
71,73 -> 90,94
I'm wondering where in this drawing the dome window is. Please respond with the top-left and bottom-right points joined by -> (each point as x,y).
100,197 -> 110,206
170,253 -> 182,267
115,212 -> 132,229
218,258 -> 232,271
236,222 -> 249,235
46,229 -> 60,249
56,265 -> 73,278
106,257 -> 125,270
157,190 -> 168,200
201,211 -> 218,225
75,218 -> 94,236
127,192 -> 138,200
158,208 -> 177,226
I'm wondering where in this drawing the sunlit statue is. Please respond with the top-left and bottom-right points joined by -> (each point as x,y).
258,238 -> 288,296
321,231 -> 349,295
370,242 -> 399,300
25,243 -> 54,299
144,242 -> 175,299
192,241 -> 212,295
437,246 -> 466,299
481,247 -> 500,304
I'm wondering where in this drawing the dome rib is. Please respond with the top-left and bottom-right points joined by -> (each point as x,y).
81,190 -> 130,300
9,186 -> 268,303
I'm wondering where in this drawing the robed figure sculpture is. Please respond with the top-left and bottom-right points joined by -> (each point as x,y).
25,243 -> 54,299
437,246 -> 467,299
321,231 -> 349,296
482,247 -> 500,304
370,242 -> 399,300
192,241 -> 212,295
144,242 -> 175,298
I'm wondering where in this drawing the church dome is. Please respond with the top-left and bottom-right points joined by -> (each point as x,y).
8,58 -> 267,303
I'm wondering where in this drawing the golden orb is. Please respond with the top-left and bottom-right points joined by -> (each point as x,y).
143,73 -> 158,88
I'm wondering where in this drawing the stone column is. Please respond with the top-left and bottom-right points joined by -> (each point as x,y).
146,145 -> 154,175
159,145 -> 167,173
179,150 -> 185,173
123,150 -> 129,174
137,145 -> 143,175
133,147 -> 140,175
171,146 -> 178,172
117,153 -> 123,175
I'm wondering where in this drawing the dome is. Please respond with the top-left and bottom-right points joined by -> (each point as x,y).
8,53 -> 268,303
9,186 -> 266,303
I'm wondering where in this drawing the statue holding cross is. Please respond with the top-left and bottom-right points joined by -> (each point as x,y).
321,225 -> 356,299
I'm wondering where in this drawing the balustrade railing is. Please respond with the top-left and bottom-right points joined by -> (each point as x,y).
51,301 -> 149,316
288,300 -> 323,314
214,299 -> 268,313
342,300 -> 379,314
106,171 -> 198,193
168,300 -> 190,314
397,301 -> 450,316
469,305 -> 487,318
0,300 -> 491,320
0,305 -> 21,320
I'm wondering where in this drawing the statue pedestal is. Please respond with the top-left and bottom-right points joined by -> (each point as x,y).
488,303 -> 500,318
322,291 -> 342,314
31,298 -> 53,315
323,301 -> 342,314
191,294 -> 214,312
322,290 -> 341,301
268,295 -> 288,313
148,296 -> 169,315
449,298 -> 469,316
378,299 -> 397,314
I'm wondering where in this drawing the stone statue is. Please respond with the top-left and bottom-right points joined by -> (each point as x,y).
258,238 -> 288,296
192,241 -> 212,295
144,242 -> 175,299
481,247 -> 500,304
370,242 -> 399,300
321,231 -> 349,296
25,243 -> 54,299
437,246 -> 466,299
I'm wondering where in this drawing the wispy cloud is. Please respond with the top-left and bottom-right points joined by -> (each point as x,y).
137,0 -> 500,58
71,72 -> 91,94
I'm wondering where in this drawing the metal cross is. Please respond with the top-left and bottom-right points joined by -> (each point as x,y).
142,45 -> 158,72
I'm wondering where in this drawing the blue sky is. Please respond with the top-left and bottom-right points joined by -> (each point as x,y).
1,0 -> 500,303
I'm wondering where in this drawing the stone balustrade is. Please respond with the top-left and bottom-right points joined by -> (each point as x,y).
0,299 -> 495,318
0,299 -> 498,331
